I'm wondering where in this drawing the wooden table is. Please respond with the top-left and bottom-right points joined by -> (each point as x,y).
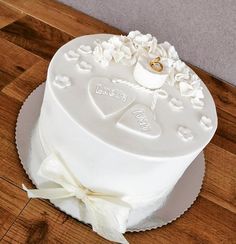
0,1 -> 235,243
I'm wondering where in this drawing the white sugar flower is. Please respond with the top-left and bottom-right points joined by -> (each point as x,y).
154,42 -> 179,61
93,42 -> 113,66
93,31 -> 160,67
168,60 -> 204,100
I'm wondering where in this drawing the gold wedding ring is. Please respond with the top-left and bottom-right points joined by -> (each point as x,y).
149,57 -> 163,73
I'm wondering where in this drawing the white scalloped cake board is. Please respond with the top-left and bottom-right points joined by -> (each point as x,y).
16,82 -> 205,232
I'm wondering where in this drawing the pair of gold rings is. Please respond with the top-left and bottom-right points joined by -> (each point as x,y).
149,57 -> 163,73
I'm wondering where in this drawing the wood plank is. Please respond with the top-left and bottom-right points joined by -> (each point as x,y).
128,197 -> 235,244
208,106 -> 236,155
0,0 -> 122,37
216,108 -> 236,146
0,178 -> 28,239
201,143 -> 236,213
2,60 -> 48,102
2,196 -> 235,243
0,92 -> 32,187
0,2 -> 25,28
0,37 -> 41,90
211,133 -> 236,156
0,15 -> 73,60
2,199 -> 111,243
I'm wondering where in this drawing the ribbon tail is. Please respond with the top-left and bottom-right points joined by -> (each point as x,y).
93,223 -> 129,244
22,184 -> 74,199
85,199 -> 130,244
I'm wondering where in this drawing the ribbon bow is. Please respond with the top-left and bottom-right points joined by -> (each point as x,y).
23,153 -> 131,244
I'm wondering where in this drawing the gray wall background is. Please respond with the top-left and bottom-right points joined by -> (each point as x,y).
59,0 -> 236,85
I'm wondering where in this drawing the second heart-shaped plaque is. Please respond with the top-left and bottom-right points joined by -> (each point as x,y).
117,104 -> 162,138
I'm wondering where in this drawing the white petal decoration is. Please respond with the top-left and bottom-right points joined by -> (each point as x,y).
200,115 -> 213,130
53,75 -> 71,89
191,98 -> 204,109
117,104 -> 161,138
76,61 -> 93,72
89,77 -> 136,118
78,45 -> 92,55
178,126 -> 194,141
169,97 -> 184,111
64,50 -> 80,61
179,82 -> 194,97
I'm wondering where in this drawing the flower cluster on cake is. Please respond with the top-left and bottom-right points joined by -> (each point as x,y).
23,31 -> 217,243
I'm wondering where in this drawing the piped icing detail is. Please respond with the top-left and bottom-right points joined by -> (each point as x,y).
111,78 -> 167,112
112,78 -> 153,94
76,61 -> 93,72
53,75 -> 71,89
64,50 -> 80,61
78,45 -> 92,55
169,97 -> 184,111
177,126 -> 194,141
151,89 -> 168,112
200,115 -> 213,130
117,104 -> 161,138
89,77 -> 135,118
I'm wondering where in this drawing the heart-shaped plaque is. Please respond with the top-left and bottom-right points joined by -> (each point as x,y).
117,104 -> 162,138
88,77 -> 136,118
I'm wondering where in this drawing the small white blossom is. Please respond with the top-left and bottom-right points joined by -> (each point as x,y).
178,126 -> 194,141
53,75 -> 71,89
200,116 -> 213,130
76,61 -> 92,72
64,50 -> 80,61
169,97 -> 184,111
78,45 -> 92,55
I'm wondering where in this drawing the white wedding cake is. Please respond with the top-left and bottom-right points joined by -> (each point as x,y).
25,31 -> 217,243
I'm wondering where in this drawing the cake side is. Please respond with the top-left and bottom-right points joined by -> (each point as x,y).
38,85 -> 201,226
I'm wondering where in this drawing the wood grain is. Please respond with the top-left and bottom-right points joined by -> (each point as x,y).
0,37 -> 41,90
2,60 -> 49,102
0,2 -> 25,28
0,92 -> 32,187
0,178 -> 28,239
0,0 -> 122,37
2,199 -> 111,244
0,0 -> 235,243
127,197 -> 235,244
0,15 -> 73,60
190,65 -> 236,116
202,144 -> 236,213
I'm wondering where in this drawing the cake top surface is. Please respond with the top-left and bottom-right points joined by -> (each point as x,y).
47,32 -> 217,158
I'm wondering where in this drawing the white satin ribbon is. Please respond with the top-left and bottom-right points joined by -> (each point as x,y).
22,153 -> 131,244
